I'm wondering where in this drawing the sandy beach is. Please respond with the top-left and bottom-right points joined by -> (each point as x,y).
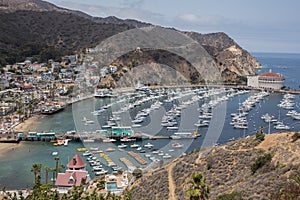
0,142 -> 21,158
13,115 -> 42,132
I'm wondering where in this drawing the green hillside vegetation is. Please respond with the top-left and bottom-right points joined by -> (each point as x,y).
0,10 -> 132,66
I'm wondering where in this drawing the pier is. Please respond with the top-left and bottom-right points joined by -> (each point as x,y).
140,132 -> 170,139
100,153 -> 113,165
119,157 -> 134,169
127,151 -> 148,165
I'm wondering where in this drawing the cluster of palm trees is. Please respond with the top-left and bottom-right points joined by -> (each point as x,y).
31,157 -> 65,186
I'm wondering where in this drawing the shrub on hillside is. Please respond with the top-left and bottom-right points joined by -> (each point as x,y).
216,191 -> 243,200
251,153 -> 272,174
255,132 -> 265,141
291,132 -> 300,142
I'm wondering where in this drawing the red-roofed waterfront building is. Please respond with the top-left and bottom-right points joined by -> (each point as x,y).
55,153 -> 90,193
247,69 -> 284,89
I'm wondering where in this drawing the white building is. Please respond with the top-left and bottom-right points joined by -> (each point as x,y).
247,70 -> 284,90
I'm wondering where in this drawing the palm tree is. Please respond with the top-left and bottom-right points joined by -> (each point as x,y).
54,157 -> 60,177
31,163 -> 42,185
58,164 -> 65,173
31,164 -> 42,188
186,173 -> 210,200
44,166 -> 50,184
51,167 -> 56,183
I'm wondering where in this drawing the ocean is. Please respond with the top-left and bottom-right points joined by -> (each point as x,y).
252,52 -> 300,89
0,52 -> 299,190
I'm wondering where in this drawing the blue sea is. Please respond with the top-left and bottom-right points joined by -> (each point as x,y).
252,52 -> 300,89
0,52 -> 299,190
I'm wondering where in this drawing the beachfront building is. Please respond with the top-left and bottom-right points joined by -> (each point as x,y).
247,69 -> 284,90
55,154 -> 91,193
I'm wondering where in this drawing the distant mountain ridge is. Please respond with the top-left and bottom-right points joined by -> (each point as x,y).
0,0 -> 64,12
0,0 -> 260,84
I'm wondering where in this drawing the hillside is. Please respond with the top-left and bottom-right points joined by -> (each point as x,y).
0,0 -> 260,84
131,132 -> 300,199
186,32 -> 260,79
0,10 -> 132,65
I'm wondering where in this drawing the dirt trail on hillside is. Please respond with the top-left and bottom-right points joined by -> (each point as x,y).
167,162 -> 177,200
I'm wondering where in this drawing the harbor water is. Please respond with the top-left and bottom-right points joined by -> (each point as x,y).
0,52 -> 300,190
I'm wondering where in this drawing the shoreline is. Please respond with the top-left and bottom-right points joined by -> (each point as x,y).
13,115 -> 43,132
0,142 -> 22,158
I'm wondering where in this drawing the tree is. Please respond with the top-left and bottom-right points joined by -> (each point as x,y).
132,168 -> 142,179
251,153 -> 272,174
258,126 -> 264,134
97,180 -> 106,190
256,126 -> 265,141
123,188 -> 132,200
31,163 -> 42,185
51,167 -> 56,183
54,157 -> 60,178
44,166 -> 50,184
186,173 -> 210,200
58,164 -> 65,173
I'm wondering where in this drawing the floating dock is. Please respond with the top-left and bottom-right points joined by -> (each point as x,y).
120,157 -> 134,169
128,151 -> 148,165
100,153 -> 113,165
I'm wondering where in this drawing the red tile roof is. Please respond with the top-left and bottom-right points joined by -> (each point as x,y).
55,170 -> 89,187
258,70 -> 284,79
67,154 -> 86,169
21,84 -> 33,89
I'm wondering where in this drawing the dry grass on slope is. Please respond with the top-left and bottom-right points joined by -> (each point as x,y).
131,133 -> 300,200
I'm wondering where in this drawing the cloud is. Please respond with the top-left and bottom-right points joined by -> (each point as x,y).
177,14 -> 222,26
56,1 -> 163,24
121,0 -> 145,9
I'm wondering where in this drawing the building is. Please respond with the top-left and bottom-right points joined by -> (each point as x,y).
104,173 -> 129,195
247,69 -> 284,90
55,154 -> 91,193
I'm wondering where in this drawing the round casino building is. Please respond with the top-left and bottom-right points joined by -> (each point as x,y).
247,69 -> 284,90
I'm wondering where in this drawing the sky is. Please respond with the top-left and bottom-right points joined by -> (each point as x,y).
47,0 -> 300,53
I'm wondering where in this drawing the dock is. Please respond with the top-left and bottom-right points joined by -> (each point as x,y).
141,132 -> 170,139
100,153 -> 113,165
128,151 -> 148,165
120,157 -> 134,169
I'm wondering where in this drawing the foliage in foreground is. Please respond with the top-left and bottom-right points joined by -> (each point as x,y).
291,132 -> 300,142
1,163 -> 132,200
186,173 -> 210,200
272,172 -> 300,199
251,153 -> 272,174
255,126 -> 265,141
1,184 -> 132,200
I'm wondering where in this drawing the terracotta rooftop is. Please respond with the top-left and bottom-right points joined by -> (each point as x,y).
258,69 -> 284,78
67,153 -> 86,169
55,170 -> 89,187
20,84 -> 33,89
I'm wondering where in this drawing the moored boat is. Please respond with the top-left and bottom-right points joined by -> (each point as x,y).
172,142 -> 184,148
